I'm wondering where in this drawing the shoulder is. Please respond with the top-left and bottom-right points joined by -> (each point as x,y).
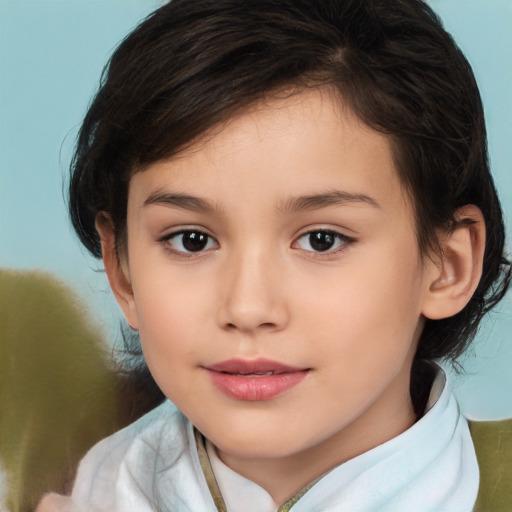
71,400 -> 187,506
469,419 -> 512,512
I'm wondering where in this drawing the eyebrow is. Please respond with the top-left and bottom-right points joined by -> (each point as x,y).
143,191 -> 218,213
277,190 -> 380,214
143,189 -> 380,215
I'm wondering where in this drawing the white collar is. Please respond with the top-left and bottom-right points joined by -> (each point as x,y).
204,368 -> 479,512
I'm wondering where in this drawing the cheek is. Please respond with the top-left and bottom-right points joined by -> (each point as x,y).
134,294 -> 199,404
131,269 -> 218,371
136,287 -> 201,348
301,246 -> 424,363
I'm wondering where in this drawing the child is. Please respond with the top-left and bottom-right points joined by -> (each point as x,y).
37,0 -> 510,510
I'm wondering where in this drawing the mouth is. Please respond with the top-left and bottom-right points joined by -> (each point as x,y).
203,358 -> 310,401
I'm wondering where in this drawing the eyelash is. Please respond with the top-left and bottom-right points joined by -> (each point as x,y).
159,228 -> 354,258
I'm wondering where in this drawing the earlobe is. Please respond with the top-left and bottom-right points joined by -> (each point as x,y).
95,213 -> 139,330
421,205 -> 486,320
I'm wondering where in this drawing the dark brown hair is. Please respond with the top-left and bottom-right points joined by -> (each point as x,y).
69,0 -> 510,388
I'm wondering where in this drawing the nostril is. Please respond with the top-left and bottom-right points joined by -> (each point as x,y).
225,321 -> 278,332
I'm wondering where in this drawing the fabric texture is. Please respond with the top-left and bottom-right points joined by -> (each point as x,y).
470,418 -> 512,512
70,370 -> 479,512
71,404 -> 217,512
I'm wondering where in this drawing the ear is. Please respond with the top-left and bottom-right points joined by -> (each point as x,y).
421,205 -> 486,320
95,213 -> 139,330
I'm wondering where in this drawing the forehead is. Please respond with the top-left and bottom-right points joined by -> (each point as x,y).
129,89 -> 409,218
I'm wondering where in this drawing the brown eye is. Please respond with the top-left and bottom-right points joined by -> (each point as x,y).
165,230 -> 217,253
309,231 -> 336,251
295,230 -> 350,253
181,231 -> 209,251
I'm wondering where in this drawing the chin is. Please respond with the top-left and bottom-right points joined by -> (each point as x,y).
216,437 -> 298,460
205,420 -> 321,461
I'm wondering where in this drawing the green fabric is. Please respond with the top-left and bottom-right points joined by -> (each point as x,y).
470,419 -> 512,512
195,429 -> 228,512
276,475 -> 324,512
0,270 -> 120,512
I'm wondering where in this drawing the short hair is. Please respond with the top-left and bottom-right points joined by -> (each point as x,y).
69,0 -> 510,372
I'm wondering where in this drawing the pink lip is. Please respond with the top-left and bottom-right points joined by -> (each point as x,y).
204,358 -> 310,401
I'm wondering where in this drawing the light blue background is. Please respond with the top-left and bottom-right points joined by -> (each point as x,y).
1,0 -> 511,418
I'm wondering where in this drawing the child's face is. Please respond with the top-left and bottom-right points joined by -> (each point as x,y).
118,90 -> 437,465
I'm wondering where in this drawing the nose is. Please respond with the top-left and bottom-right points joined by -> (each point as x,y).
217,247 -> 290,334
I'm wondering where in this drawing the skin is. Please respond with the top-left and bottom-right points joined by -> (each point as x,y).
36,89 -> 485,510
